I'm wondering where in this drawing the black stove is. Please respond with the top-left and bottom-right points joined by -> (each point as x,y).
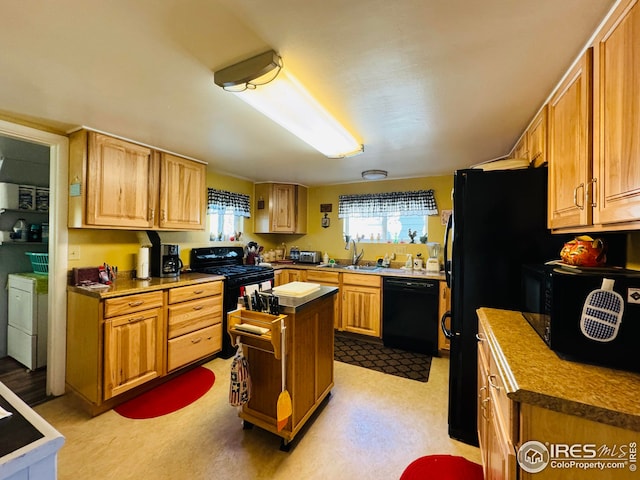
190,246 -> 273,286
190,246 -> 274,358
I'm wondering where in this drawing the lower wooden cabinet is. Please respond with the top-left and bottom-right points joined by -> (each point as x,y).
66,279 -> 223,414
477,325 -> 518,480
104,306 -> 163,400
276,268 -> 306,285
166,282 -> 223,372
167,324 -> 222,372
341,273 -> 381,337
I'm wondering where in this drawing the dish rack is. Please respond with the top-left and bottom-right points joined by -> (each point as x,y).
227,309 -> 287,359
25,252 -> 48,274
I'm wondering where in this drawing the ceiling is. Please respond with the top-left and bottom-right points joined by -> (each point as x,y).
0,0 -> 616,186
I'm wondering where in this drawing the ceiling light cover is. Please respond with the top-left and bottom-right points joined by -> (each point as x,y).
362,169 -> 387,180
214,51 -> 363,159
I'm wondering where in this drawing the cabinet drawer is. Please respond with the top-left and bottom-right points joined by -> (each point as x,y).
168,281 -> 222,304
167,296 -> 222,339
306,270 -> 340,284
104,291 -> 163,318
167,324 -> 222,372
342,273 -> 381,288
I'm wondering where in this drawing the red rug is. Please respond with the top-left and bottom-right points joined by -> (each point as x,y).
400,454 -> 484,480
114,367 -> 215,419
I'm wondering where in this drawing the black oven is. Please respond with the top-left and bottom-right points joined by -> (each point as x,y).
521,264 -> 640,372
190,246 -> 274,358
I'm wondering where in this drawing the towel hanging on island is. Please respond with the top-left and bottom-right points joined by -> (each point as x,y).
229,342 -> 251,407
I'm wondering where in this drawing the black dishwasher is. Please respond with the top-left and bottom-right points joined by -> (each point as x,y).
382,277 -> 439,355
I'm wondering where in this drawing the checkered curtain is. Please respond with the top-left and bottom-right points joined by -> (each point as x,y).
207,188 -> 251,217
338,190 -> 438,217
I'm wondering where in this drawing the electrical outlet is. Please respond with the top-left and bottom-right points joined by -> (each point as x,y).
69,247 -> 80,260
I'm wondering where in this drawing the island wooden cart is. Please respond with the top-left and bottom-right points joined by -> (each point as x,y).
227,286 -> 337,450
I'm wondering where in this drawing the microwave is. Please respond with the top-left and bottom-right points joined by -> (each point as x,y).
521,264 -> 640,373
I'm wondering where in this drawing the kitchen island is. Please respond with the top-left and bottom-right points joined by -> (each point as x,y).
477,307 -> 640,479
228,285 -> 338,449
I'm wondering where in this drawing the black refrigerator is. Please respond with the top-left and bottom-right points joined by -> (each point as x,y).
441,167 -> 628,446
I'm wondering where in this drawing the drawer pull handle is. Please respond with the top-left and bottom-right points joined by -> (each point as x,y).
476,333 -> 486,342
488,374 -> 501,391
481,397 -> 490,420
128,316 -> 144,323
193,305 -> 204,311
128,301 -> 144,307
191,337 -> 202,344
193,289 -> 205,294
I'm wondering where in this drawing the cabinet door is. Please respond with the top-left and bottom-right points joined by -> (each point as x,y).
512,134 -> 528,159
271,183 -> 296,233
342,285 -> 381,337
593,0 -> 640,225
548,49 -> 593,229
528,106 -> 548,168
103,307 -> 163,399
158,153 -> 206,230
86,132 -> 156,228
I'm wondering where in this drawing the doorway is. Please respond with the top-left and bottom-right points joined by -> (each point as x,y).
0,119 -> 68,399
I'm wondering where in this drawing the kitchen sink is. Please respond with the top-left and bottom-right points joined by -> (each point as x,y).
344,265 -> 380,271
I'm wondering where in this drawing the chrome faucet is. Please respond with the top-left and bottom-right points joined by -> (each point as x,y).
345,235 -> 364,265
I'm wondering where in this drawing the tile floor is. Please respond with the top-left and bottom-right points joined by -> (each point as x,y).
34,356 -> 480,479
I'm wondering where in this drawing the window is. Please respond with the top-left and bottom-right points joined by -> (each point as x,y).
339,190 -> 437,243
207,188 -> 250,241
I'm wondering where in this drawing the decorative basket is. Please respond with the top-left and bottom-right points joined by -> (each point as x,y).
25,252 -> 48,274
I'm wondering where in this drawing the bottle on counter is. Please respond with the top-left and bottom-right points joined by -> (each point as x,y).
323,252 -> 329,264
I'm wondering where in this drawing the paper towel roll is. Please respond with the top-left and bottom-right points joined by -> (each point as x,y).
137,247 -> 150,279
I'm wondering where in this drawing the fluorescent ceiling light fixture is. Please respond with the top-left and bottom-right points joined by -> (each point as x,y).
362,169 -> 387,180
214,50 -> 363,159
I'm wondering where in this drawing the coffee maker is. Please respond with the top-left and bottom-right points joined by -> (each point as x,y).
148,231 -> 183,277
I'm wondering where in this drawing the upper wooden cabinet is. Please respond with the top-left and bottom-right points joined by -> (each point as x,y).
527,106 -> 547,168
592,0 -> 640,227
254,183 -> 307,234
548,49 -> 593,230
68,130 -> 206,231
158,152 -> 206,230
511,134 -> 528,160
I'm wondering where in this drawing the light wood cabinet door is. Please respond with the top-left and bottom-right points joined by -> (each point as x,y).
254,183 -> 307,234
86,132 -> 156,228
548,49 -> 593,230
528,106 -> 548,168
342,274 -> 381,337
271,183 -> 296,233
512,134 -> 528,160
103,307 -> 163,400
159,152 -> 206,230
593,0 -> 640,225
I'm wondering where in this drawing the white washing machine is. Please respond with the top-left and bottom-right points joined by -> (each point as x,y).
7,273 -> 48,370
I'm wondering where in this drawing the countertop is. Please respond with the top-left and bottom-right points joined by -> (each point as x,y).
268,285 -> 339,314
271,262 -> 447,281
477,307 -> 640,432
67,272 -> 225,299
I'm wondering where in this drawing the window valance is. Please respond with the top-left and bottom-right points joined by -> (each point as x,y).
207,188 -> 251,218
338,190 -> 438,218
